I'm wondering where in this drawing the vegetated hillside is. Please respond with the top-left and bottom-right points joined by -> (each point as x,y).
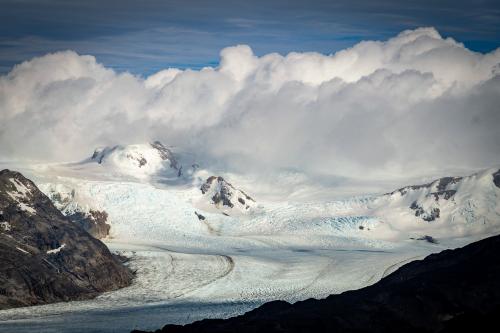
0,169 -> 133,309
134,233 -> 500,333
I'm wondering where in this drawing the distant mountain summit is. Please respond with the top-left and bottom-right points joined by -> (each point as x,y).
382,167 -> 500,223
89,141 -> 179,178
86,141 -> 198,180
0,169 -> 132,309
354,167 -> 500,241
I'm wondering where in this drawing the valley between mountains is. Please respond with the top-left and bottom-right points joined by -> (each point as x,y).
0,141 -> 499,333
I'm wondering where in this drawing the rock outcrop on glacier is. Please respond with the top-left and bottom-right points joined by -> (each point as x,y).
200,176 -> 256,214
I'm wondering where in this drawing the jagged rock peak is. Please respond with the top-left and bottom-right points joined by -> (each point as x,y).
200,176 -> 255,210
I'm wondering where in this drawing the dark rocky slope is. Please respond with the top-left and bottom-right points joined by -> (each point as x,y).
135,234 -> 500,333
65,209 -> 111,239
0,169 -> 132,309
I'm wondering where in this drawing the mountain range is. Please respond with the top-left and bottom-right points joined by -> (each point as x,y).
0,141 -> 499,332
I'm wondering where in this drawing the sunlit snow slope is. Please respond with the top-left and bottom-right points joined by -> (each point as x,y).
0,143 -> 499,333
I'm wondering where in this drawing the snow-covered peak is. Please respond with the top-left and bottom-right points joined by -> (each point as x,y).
384,168 -> 500,204
386,175 -> 464,199
88,141 -> 181,179
199,176 -> 256,214
366,167 -> 500,239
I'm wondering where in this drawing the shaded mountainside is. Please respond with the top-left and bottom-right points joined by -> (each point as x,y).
135,234 -> 500,333
65,209 -> 110,239
0,169 -> 132,310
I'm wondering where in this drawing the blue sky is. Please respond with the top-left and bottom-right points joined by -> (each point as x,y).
1,0 -> 499,76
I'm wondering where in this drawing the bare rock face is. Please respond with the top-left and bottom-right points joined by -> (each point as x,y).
194,211 -> 206,220
0,169 -> 132,310
410,201 -> 441,222
66,210 -> 111,239
43,185 -> 111,239
493,169 -> 500,188
200,176 -> 255,212
150,141 -> 179,171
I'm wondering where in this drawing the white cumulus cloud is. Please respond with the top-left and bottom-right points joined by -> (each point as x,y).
0,27 -> 499,182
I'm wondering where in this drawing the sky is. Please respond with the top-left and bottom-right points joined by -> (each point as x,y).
0,1 -> 500,184
1,0 -> 500,75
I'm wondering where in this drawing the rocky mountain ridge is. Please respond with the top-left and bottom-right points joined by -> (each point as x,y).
0,169 -> 133,309
375,168 -> 500,233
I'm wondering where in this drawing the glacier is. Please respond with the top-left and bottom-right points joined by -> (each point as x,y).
0,145 -> 499,333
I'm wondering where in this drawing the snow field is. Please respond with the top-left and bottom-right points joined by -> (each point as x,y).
0,163 -> 499,332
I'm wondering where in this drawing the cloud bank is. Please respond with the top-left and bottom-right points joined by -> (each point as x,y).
1,27 -> 499,180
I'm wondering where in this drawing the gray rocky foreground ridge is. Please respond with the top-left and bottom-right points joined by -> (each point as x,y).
0,169 -> 132,309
